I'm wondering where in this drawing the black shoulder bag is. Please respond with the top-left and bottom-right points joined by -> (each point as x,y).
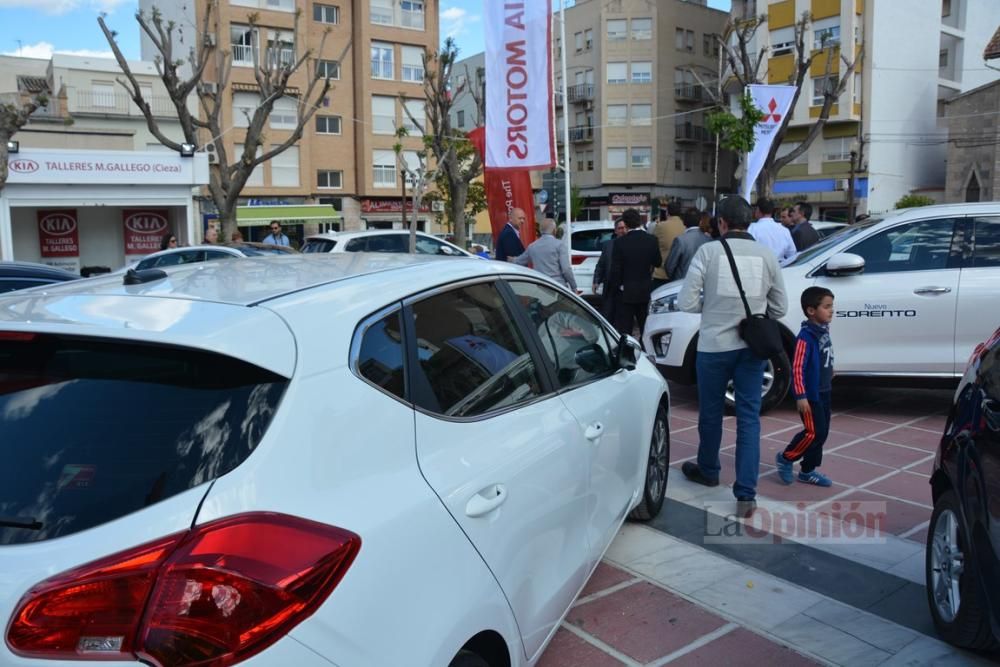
719,238 -> 783,359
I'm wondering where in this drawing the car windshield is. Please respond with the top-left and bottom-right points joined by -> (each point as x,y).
784,219 -> 881,267
301,239 -> 337,253
0,333 -> 288,545
571,229 -> 614,252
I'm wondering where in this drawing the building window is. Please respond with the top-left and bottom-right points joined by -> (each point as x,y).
231,25 -> 257,67
456,109 -> 465,128
91,81 -> 116,108
703,33 -> 720,57
271,145 -> 300,187
266,29 -> 295,68
236,144 -> 263,186
823,137 -> 851,162
606,62 -> 627,84
585,150 -> 594,171
371,42 -> 394,79
317,170 -> 343,189
939,49 -> 949,68
402,99 -> 425,135
400,0 -> 425,29
232,0 -> 293,10
606,104 -> 627,126
771,26 -> 795,57
232,92 -> 260,128
675,149 -> 693,172
400,149 -> 421,185
630,104 -> 651,126
607,147 -> 627,169
313,3 -> 340,24
631,18 -> 652,40
631,61 -> 652,83
812,18 -> 840,49
318,59 -> 341,79
776,141 -> 807,165
676,28 -> 694,51
402,45 -> 425,82
631,147 -> 652,169
575,31 -> 583,52
585,29 -> 593,50
701,151 -> 710,173
372,95 -> 395,134
316,115 -> 342,134
370,0 -> 393,24
607,19 -> 627,41
373,149 -> 397,188
812,76 -> 832,105
270,96 -> 298,130
942,0 -> 952,16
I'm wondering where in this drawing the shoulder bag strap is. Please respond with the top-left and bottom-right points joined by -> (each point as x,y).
719,238 -> 753,320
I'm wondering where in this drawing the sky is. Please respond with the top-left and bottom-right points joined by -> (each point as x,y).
0,0 -> 731,62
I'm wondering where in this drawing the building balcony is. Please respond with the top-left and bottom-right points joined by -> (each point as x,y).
232,44 -> 257,67
70,89 -> 176,118
675,123 -> 710,142
567,84 -> 594,103
569,125 -> 594,143
674,84 -> 706,102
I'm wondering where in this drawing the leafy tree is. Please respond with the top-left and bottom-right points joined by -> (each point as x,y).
98,1 -> 349,240
0,87 -> 50,188
894,194 -> 936,209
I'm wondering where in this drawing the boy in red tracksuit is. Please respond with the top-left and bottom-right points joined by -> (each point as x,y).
776,287 -> 835,487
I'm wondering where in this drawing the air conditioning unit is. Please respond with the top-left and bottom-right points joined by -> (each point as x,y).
200,82 -> 219,96
204,143 -> 219,165
431,200 -> 444,212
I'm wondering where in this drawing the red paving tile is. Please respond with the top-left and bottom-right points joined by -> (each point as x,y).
910,414 -> 948,433
873,426 -> 943,452
904,456 -> 936,476
567,581 -> 728,663
536,629 -> 625,667
824,416 -> 898,438
671,415 -> 699,431
814,491 -> 931,536
759,475 -> 847,501
580,563 -> 635,599
862,471 -> 933,508
669,627 -> 822,666
833,440 -> 933,469
811,453 -> 894,487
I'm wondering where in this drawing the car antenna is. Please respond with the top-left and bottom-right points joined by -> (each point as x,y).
123,268 -> 168,285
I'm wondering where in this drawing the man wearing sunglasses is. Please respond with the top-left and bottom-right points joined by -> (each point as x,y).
264,221 -> 291,247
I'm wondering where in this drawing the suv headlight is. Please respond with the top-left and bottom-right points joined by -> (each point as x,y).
650,293 -> 680,314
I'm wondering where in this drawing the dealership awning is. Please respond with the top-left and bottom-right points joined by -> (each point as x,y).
236,205 -> 340,226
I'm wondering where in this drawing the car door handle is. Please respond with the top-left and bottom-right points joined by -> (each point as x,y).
913,286 -> 952,295
465,484 -> 508,518
584,422 -> 604,441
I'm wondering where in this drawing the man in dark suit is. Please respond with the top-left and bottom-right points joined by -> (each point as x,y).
789,201 -> 820,251
607,208 -> 662,338
495,208 -> 527,262
592,217 -> 626,319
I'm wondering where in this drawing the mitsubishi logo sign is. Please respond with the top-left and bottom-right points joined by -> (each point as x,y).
762,98 -> 783,123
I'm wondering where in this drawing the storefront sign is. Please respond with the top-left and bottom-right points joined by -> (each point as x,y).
37,209 -> 80,274
609,192 -> 651,207
7,149 -> 208,186
361,199 -> 432,214
123,209 -> 170,257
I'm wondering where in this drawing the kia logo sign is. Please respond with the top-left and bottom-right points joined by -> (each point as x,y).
9,159 -> 39,174
39,214 -> 77,236
124,212 -> 168,234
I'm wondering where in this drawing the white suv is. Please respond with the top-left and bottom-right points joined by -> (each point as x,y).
300,229 -> 473,257
644,202 -> 1000,411
569,221 -> 616,296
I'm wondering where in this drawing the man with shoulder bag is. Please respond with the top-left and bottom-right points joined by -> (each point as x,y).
677,196 -> 788,518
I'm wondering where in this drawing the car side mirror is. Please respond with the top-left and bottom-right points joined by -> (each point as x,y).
616,334 -> 641,371
825,252 -> 865,277
575,343 -> 612,374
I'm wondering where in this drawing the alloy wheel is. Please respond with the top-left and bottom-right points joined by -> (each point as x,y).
646,415 -> 669,501
725,358 -> 776,403
930,508 -> 964,623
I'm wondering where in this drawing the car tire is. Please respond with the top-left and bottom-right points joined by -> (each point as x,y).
925,489 -> 999,651
629,403 -> 669,521
448,650 -> 490,667
723,351 -> 791,414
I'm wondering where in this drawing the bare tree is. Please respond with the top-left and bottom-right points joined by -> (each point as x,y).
418,38 -> 484,248
393,126 -> 438,253
98,1 -> 350,240
0,86 -> 50,187
711,12 -> 863,197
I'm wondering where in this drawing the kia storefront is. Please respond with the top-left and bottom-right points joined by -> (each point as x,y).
0,148 -> 209,273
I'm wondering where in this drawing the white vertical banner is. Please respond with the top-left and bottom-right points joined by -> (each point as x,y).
742,84 -> 796,201
484,0 -> 556,169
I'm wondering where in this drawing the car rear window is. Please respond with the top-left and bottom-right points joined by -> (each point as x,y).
0,334 -> 288,545
571,229 -> 614,252
301,239 -> 337,253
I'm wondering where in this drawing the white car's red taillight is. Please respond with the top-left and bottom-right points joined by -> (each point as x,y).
6,513 -> 360,666
571,254 -> 589,265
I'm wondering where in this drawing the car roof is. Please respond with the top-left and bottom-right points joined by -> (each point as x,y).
571,221 -> 616,231
306,230 -> 442,241
0,261 -> 79,279
140,245 -> 246,260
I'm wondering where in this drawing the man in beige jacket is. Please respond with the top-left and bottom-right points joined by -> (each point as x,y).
650,201 -> 685,289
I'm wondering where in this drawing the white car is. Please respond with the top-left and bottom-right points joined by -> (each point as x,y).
644,202 -> 1000,411
569,221 -> 616,296
0,254 -> 669,666
301,229 -> 473,257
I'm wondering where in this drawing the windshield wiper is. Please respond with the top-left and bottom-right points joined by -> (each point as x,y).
0,516 -> 43,530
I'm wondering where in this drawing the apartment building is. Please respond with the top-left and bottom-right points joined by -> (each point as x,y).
140,0 -> 439,234
550,0 -> 730,221
735,0 -> 998,217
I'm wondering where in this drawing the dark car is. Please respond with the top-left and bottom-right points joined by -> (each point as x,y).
0,261 -> 78,294
927,326 -> 1000,652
